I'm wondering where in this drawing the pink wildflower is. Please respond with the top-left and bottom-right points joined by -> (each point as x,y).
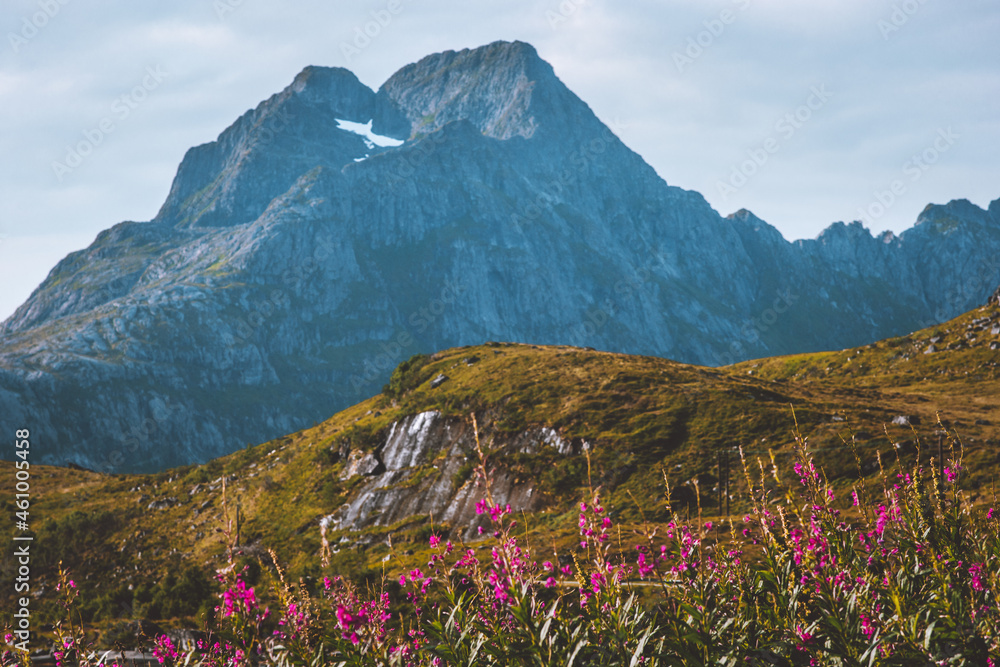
152,635 -> 183,664
860,614 -> 876,639
221,578 -> 257,617
969,563 -> 985,592
636,553 -> 654,578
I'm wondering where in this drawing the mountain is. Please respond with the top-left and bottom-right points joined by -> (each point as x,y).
3,297 -> 999,625
1,40 -> 999,472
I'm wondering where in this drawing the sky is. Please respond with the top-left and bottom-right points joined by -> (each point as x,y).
1,0 -> 997,321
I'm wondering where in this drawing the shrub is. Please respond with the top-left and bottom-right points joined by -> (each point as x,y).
3,420 -> 998,665
384,354 -> 432,399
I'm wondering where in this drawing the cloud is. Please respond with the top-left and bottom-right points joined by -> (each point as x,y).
0,0 -> 998,321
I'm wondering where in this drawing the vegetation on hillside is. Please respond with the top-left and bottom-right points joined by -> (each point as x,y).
1,303 -> 998,658
4,419 -> 998,665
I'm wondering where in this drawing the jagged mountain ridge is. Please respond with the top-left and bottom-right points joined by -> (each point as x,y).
1,40 -> 999,472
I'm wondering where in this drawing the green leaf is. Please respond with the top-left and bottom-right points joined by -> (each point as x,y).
629,628 -> 652,667
923,619 -> 937,651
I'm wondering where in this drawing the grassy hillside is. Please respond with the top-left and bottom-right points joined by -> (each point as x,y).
734,300 -> 1000,488
2,303 -> 999,640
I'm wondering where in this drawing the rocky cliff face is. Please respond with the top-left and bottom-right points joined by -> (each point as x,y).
1,40 -> 999,472
323,410 -> 581,544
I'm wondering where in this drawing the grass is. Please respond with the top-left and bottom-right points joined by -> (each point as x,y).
0,304 -> 998,652
3,421 -> 998,665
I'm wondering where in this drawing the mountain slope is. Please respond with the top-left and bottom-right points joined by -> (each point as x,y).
1,40 -> 999,471
3,299 -> 999,628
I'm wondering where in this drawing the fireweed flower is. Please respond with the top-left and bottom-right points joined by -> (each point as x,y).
490,503 -> 511,522
152,635 -> 184,664
275,600 -> 312,643
636,552 -> 655,578
336,605 -> 369,644
969,563 -> 985,592
860,614 -> 877,639
793,459 -> 820,485
32,431 -> 1000,667
221,577 -> 258,618
874,503 -> 902,537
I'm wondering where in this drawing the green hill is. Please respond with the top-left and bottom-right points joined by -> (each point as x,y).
3,302 -> 999,636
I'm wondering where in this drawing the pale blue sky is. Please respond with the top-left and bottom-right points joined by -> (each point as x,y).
1,0 -> 997,320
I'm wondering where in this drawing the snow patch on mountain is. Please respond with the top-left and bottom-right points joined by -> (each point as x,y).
335,119 -> 404,149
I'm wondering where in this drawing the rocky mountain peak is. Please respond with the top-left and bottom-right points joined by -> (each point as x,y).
152,40 -> 603,232
914,198 -> 987,232
288,65 -> 375,121
373,40 -> 587,142
1,42 -> 999,473
152,65 -> 384,230
817,220 -> 872,241
728,208 -> 771,230
726,207 -> 788,247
